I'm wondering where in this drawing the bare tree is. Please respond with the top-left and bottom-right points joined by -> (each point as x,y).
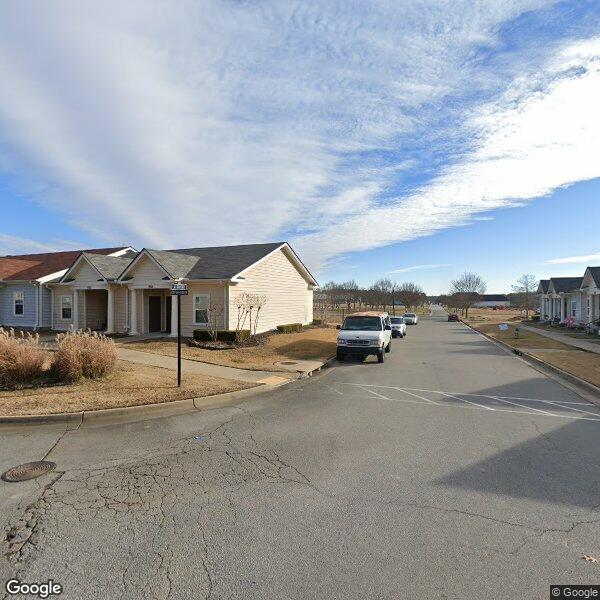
511,274 -> 537,319
206,296 -> 224,342
370,278 -> 393,310
396,282 -> 425,311
449,272 -> 487,318
234,292 -> 267,340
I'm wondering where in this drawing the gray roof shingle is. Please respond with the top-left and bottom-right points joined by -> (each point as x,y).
146,242 -> 286,280
549,277 -> 583,293
84,251 -> 138,280
538,279 -> 550,293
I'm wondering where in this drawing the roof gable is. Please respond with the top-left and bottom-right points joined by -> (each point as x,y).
0,247 -> 130,281
60,250 -> 138,283
582,267 -> 600,288
537,280 -> 550,294
548,277 -> 583,293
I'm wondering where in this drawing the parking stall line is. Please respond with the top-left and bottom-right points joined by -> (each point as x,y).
540,401 -> 600,418
405,388 -> 495,411
483,395 -> 559,417
394,388 -> 440,405
357,385 -> 392,400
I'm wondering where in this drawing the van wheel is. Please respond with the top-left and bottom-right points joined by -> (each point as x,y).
377,350 -> 385,363
336,350 -> 345,362
385,341 -> 391,353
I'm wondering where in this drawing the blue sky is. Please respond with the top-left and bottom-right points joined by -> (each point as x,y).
0,1 -> 599,294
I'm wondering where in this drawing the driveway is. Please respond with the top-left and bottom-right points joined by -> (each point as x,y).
1,308 -> 599,599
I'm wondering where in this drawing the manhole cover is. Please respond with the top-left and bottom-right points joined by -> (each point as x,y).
280,361 -> 298,365
1,461 -> 56,483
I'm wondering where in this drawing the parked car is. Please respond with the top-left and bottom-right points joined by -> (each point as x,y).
403,312 -> 418,325
336,312 -> 392,363
390,316 -> 407,338
447,313 -> 460,322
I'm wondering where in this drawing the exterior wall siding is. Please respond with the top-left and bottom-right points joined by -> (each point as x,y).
113,285 -> 128,333
40,286 -> 52,328
178,282 -> 226,337
0,282 -> 38,329
228,248 -> 314,334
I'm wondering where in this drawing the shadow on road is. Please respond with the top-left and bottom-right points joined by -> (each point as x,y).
433,381 -> 600,508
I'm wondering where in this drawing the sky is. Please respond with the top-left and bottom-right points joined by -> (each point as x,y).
0,0 -> 599,295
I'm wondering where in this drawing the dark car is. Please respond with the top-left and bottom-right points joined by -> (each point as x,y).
447,314 -> 460,322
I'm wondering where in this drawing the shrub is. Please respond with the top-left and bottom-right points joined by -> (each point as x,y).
0,328 -> 46,389
53,330 -> 117,383
312,319 -> 323,325
531,314 -> 540,322
276,323 -> 303,333
193,329 -> 250,343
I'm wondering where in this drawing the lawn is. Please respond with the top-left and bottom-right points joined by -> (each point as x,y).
527,322 -> 600,343
0,360 -> 254,417
125,326 -> 339,371
466,308 -> 524,324
529,351 -> 600,388
473,323 -> 571,350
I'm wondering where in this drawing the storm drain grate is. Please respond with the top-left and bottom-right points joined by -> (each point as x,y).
280,361 -> 298,365
1,461 -> 56,483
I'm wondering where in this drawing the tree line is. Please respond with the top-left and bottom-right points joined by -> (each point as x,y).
315,278 -> 428,313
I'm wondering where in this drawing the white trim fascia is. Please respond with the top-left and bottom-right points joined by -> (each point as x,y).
108,247 -> 136,257
59,253 -> 108,285
116,248 -> 172,281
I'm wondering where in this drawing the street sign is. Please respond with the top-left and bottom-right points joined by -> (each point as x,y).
171,283 -> 188,296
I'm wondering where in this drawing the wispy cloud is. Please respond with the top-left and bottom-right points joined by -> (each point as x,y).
546,253 -> 600,265
388,264 -> 450,274
0,2 -> 598,271
0,234 -> 82,256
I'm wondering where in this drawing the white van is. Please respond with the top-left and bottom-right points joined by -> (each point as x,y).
336,312 -> 392,363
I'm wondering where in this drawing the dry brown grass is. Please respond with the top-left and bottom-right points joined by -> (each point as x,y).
529,351 -> 600,388
126,327 -> 339,371
467,308 -> 524,324
473,323 -> 571,350
0,328 -> 46,389
0,360 -> 254,416
53,330 -> 117,382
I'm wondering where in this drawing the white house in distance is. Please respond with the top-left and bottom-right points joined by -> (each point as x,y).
472,294 -> 511,308
51,242 -> 318,336
538,267 -> 600,325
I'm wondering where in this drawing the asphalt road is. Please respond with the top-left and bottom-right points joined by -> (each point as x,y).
2,308 -> 600,599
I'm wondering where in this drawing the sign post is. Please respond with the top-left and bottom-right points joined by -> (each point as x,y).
170,283 -> 188,387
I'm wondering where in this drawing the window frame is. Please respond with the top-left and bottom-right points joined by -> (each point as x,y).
193,293 -> 210,326
13,291 -> 24,317
61,295 -> 73,321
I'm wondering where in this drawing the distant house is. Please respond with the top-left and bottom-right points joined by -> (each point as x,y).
51,242 -> 318,336
0,247 -> 133,330
472,294 -> 511,308
538,268 -> 600,325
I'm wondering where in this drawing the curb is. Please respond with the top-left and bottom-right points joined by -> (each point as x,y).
296,357 -> 335,379
0,381 -> 289,427
461,320 -> 600,404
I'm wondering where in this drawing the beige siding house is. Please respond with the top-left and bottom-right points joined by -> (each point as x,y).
50,242 -> 317,337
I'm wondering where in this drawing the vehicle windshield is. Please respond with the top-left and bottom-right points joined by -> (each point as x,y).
404,313 -> 416,317
390,317 -> 404,324
341,316 -> 382,331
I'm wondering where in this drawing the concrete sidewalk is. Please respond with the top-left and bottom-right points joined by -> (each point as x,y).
520,324 -> 600,354
117,347 -> 292,384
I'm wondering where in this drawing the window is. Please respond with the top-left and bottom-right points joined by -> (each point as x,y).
61,295 -> 73,320
193,294 -> 209,325
13,291 -> 24,316
571,300 -> 577,318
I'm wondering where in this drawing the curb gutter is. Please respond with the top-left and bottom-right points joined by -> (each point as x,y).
462,320 -> 600,405
0,380 -> 290,427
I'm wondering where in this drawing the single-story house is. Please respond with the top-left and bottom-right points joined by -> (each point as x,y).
0,247 -> 134,330
472,294 -> 511,308
538,268 -> 600,325
50,242 -> 318,336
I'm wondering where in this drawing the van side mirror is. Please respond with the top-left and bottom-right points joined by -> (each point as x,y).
336,325 -> 341,330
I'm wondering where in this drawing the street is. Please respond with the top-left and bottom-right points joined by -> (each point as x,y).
2,307 -> 600,599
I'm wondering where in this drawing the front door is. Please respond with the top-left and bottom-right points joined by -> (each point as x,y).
148,296 -> 162,332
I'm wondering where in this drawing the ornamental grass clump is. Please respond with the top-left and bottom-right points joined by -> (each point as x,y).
0,328 -> 46,389
53,330 -> 117,383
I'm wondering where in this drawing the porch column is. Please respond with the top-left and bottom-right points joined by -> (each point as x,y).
170,292 -> 178,337
73,290 -> 79,330
560,296 -> 566,321
106,286 -> 115,333
130,288 -> 138,335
